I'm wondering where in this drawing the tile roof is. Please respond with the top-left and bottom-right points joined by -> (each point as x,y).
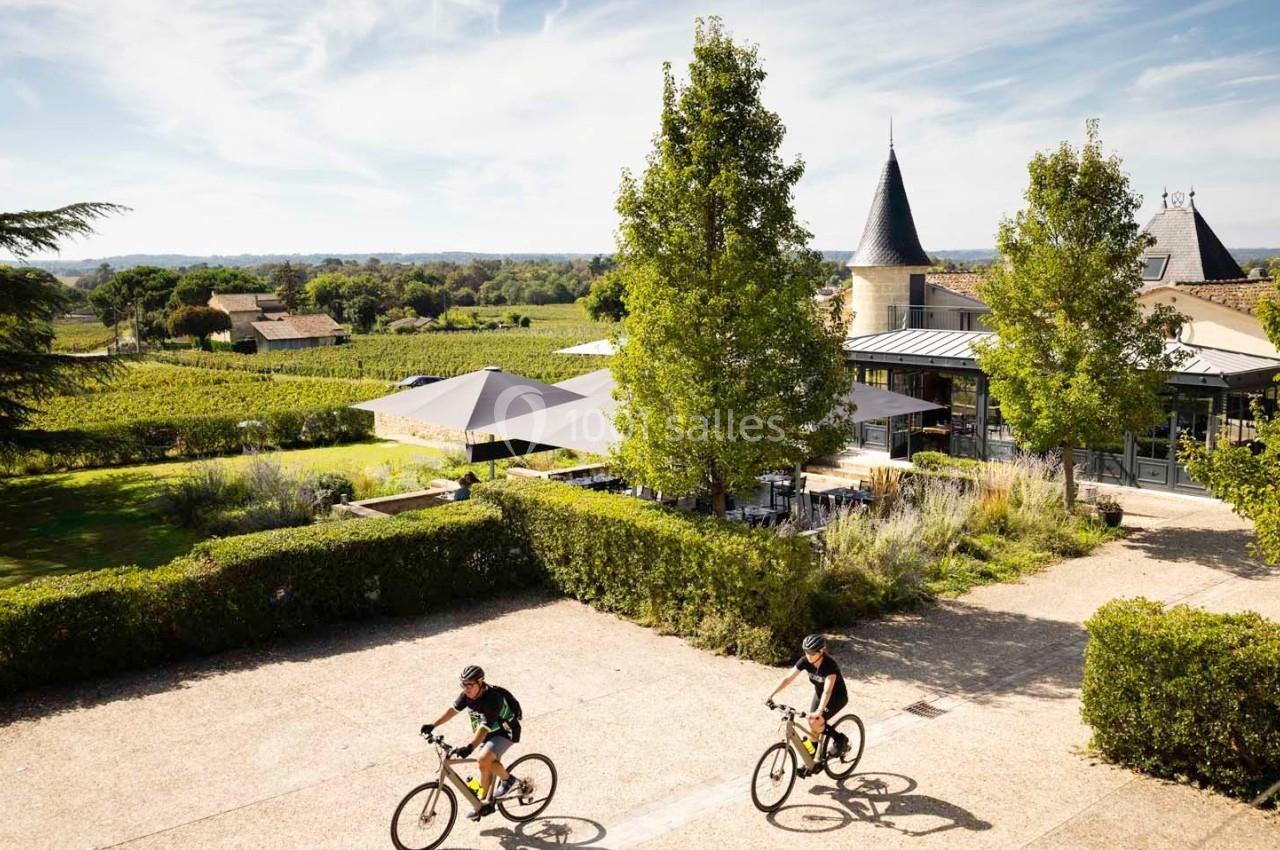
1170,280 -> 1276,315
251,313 -> 345,341
849,147 -> 931,268
925,273 -> 986,302
1140,203 -> 1244,286
209,292 -> 281,312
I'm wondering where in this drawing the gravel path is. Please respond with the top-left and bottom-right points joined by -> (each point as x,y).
1,490 -> 1276,849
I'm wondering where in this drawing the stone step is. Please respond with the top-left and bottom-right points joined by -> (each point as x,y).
802,463 -> 870,484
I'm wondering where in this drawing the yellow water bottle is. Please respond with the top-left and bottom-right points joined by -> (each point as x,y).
802,737 -> 816,755
466,776 -> 484,798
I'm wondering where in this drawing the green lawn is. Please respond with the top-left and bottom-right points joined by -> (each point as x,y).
0,441 -> 444,588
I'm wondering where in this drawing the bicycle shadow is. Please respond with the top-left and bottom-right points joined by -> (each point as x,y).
767,771 -> 992,838
478,815 -> 610,849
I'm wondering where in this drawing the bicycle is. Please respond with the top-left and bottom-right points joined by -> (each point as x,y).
751,701 -> 865,813
390,730 -> 558,850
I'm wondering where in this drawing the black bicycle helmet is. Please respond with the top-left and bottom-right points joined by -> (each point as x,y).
460,664 -> 485,683
802,634 -> 827,652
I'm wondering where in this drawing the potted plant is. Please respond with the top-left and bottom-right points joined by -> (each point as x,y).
1094,493 -> 1124,528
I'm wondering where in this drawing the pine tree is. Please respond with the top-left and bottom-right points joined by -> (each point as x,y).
0,202 -> 126,444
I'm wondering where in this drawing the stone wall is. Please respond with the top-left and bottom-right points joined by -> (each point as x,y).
848,265 -> 929,337
373,412 -> 468,445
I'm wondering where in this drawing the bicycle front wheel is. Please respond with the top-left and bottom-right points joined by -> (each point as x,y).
824,714 -> 866,780
391,781 -> 457,850
497,753 -> 558,822
751,741 -> 797,813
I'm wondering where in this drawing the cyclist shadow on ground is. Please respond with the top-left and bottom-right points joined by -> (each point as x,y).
766,771 -> 992,838
478,815 -> 610,849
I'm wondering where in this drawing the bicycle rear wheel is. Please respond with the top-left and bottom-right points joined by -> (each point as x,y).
391,781 -> 457,850
751,742 -> 797,813
497,753 -> 558,822
823,714 -> 865,780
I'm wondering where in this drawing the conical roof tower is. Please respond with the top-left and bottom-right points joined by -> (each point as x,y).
849,139 -> 930,267
846,132 -> 933,337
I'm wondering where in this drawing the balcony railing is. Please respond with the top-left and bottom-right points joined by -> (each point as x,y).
887,304 -> 990,331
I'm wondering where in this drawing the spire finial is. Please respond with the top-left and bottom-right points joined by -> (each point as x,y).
1189,185 -> 1196,209
889,115 -> 894,149
1161,187 -> 1168,209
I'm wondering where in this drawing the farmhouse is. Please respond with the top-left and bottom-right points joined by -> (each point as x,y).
207,292 -> 347,351
839,144 -> 1280,493
207,292 -> 288,344
251,313 -> 347,352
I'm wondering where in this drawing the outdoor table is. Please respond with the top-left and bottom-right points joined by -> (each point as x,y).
810,487 -> 874,513
758,473 -> 793,509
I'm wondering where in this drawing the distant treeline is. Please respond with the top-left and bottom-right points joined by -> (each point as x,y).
69,255 -> 614,311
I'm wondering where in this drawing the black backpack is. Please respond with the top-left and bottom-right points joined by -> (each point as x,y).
499,687 -> 523,743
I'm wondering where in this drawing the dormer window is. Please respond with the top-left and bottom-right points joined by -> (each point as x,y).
1141,254 -> 1170,282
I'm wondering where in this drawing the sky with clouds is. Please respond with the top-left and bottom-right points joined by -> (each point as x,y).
2,0 -> 1278,260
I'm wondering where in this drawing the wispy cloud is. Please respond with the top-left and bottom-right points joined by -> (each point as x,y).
1,0 -> 1278,256
1134,56 -> 1245,90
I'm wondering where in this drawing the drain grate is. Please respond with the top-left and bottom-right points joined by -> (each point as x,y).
903,700 -> 947,719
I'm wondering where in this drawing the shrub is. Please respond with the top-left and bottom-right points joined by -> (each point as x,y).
475,478 -> 818,662
154,461 -> 250,528
158,458 -> 360,535
1082,598 -> 1280,801
0,502 -> 532,694
821,504 -> 931,618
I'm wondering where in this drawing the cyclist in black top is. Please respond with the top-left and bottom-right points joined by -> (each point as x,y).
422,665 -> 523,821
766,634 -> 850,757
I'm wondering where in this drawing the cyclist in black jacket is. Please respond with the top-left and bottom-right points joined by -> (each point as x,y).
422,665 -> 523,820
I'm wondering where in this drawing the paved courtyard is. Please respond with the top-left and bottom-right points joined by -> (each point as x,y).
2,490 -> 1277,849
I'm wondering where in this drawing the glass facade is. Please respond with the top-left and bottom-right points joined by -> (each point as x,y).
985,393 -> 1016,444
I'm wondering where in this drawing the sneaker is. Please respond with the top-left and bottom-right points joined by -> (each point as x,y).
832,733 -> 850,757
466,803 -> 494,822
493,778 -> 513,799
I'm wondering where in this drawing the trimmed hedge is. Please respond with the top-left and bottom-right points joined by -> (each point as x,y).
475,478 -> 819,662
4,407 -> 373,474
1082,598 -> 1280,801
0,502 -> 533,695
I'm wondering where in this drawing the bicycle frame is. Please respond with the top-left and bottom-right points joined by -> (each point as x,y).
776,710 -> 825,772
421,741 -> 489,816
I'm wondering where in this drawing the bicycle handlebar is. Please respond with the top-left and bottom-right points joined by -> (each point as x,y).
420,731 -> 459,756
766,700 -> 810,719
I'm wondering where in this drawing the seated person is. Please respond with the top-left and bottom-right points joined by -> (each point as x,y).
452,471 -> 480,501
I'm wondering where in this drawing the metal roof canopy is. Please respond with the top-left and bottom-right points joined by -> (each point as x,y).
844,329 -> 1280,389
844,382 -> 945,423
486,391 -> 621,456
554,339 -> 618,356
352,366 -> 584,432
552,367 -> 614,397
486,369 -> 943,452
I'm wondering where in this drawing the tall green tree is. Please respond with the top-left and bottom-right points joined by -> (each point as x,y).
0,202 -> 125,444
166,305 -> 231,350
169,267 -> 264,309
583,269 -> 627,321
611,18 -> 853,516
306,272 -> 348,321
271,262 -> 307,311
1181,278 -> 1280,565
98,266 -> 180,351
974,120 -> 1183,509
